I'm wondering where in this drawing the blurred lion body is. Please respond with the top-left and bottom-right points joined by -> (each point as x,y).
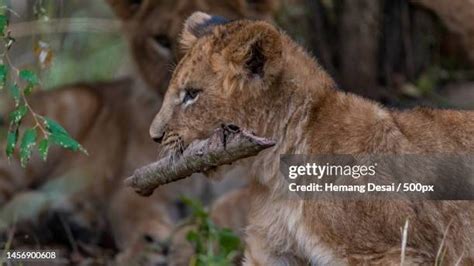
150,14 -> 474,265
411,0 -> 474,63
1,1 -> 278,264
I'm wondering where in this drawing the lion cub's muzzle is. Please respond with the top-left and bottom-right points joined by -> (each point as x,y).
151,132 -> 165,143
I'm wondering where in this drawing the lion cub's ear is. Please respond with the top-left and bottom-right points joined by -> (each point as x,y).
225,22 -> 282,82
180,12 -> 230,51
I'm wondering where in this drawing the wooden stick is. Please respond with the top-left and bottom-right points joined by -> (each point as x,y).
124,125 -> 276,196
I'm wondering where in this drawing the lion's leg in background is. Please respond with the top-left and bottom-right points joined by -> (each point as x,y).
109,186 -> 175,265
0,80 -> 130,250
109,172 -> 252,265
109,176 -> 214,265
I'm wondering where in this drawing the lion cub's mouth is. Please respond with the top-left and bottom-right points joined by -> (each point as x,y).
159,133 -> 186,161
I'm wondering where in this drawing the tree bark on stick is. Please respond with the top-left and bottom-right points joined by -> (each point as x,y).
124,125 -> 276,196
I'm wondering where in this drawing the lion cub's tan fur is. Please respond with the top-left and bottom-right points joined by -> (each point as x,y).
150,13 -> 474,265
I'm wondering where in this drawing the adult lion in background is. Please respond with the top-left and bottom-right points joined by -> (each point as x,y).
107,0 -> 278,93
0,1 -> 278,264
149,12 -> 474,265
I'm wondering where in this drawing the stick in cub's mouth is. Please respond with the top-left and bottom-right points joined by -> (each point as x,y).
125,124 -> 275,196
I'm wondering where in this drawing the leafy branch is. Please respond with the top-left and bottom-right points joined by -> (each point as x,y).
0,7 -> 86,167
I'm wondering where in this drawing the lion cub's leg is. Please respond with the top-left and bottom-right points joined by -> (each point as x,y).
210,186 -> 252,237
243,232 -> 277,266
243,232 -> 305,266
347,248 -> 434,265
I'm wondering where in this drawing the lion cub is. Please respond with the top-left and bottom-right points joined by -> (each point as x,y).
149,12 -> 474,265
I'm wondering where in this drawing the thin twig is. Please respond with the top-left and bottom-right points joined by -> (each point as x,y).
4,53 -> 48,138
435,220 -> 453,266
0,6 -> 20,18
8,18 -> 120,38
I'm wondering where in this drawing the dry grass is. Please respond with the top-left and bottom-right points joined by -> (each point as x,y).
400,219 -> 409,265
435,220 -> 453,266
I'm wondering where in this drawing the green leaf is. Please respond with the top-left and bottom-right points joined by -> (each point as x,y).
8,84 -> 21,106
19,69 -> 39,85
49,133 -> 86,154
181,196 -> 207,218
186,230 -> 205,254
186,230 -> 199,243
5,128 -> 18,159
44,117 -> 87,155
38,139 -> 49,161
218,228 -> 240,256
0,64 -> 7,88
24,84 -> 34,96
0,15 -> 7,37
43,117 -> 68,135
20,128 -> 37,167
9,105 -> 27,125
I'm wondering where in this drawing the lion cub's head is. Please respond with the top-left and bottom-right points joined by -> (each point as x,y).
149,12 -> 285,155
106,0 -> 279,93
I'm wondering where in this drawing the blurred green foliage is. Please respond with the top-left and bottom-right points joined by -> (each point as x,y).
182,197 -> 241,266
42,33 -> 125,90
35,1 -> 127,89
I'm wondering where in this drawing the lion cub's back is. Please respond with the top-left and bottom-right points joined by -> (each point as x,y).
394,107 -> 474,152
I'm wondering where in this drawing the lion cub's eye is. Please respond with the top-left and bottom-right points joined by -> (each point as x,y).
182,88 -> 201,105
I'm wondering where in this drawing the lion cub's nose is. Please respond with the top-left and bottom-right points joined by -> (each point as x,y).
152,133 -> 165,143
150,131 -> 165,143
